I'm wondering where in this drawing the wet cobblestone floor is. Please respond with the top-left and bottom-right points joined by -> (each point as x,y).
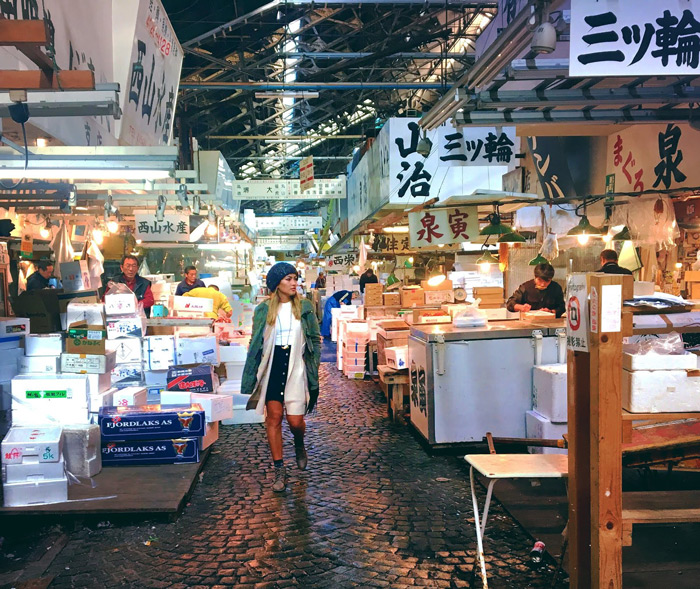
1,364 -> 568,588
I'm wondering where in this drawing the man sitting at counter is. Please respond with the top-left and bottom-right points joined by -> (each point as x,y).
598,249 -> 633,276
506,263 -> 566,318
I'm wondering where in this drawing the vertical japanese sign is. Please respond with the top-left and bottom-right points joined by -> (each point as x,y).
571,1 -> 700,76
607,123 -> 699,193
566,274 -> 589,352
299,156 -> 315,193
134,213 -> 190,242
120,0 -> 183,146
20,232 -> 33,259
437,126 -> 519,168
408,206 -> 478,248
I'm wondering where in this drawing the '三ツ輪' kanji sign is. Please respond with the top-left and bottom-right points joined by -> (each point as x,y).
408,206 -> 478,248
570,1 -> 700,76
134,213 -> 190,242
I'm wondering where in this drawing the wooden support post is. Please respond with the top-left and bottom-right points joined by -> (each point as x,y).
568,273 -> 631,588
0,69 -> 95,91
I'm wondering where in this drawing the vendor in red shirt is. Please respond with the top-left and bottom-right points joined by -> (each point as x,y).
108,254 -> 154,317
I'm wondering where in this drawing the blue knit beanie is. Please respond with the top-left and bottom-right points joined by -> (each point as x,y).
266,262 -> 298,293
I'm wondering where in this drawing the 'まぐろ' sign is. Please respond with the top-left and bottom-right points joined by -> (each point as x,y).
408,206 -> 478,248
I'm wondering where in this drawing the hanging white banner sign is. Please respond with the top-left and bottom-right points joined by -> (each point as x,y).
233,178 -> 346,200
299,156 -> 315,192
408,206 -> 478,248
134,213 -> 190,242
570,0 -> 700,77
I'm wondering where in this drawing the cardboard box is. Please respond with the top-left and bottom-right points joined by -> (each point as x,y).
112,386 -> 148,407
424,290 -> 455,305
25,333 -> 63,357
65,323 -> 107,355
400,287 -> 425,307
111,363 -> 143,387
61,351 -> 117,375
89,388 -> 115,413
3,478 -> 67,506
106,338 -> 143,364
60,261 -> 92,292
170,295 -> 214,316
66,302 -> 105,328
175,335 -> 219,365
160,390 -> 192,405
0,318 -> 30,338
13,289 -> 61,334
98,404 -> 206,440
62,425 -> 101,478
167,365 -> 218,394
473,287 -> 505,298
58,290 -> 100,330
86,372 -> 112,395
106,317 -> 147,339
142,336 -> 176,370
532,364 -> 567,424
3,458 -> 66,483
1,425 -> 63,464
411,310 -> 451,324
18,355 -> 60,375
383,292 -> 401,306
101,437 -> 200,466
684,270 -> 700,282
421,279 -> 454,292
191,392 -> 234,422
104,292 -> 138,316
11,375 -> 90,426
200,421 -> 219,450
385,346 -> 408,370
364,283 -> 384,307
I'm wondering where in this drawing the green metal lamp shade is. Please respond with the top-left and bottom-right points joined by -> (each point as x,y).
567,215 -> 603,237
612,226 -> 631,241
476,250 -> 499,265
386,273 -> 399,286
479,213 -> 513,236
498,231 -> 527,243
529,253 -> 550,266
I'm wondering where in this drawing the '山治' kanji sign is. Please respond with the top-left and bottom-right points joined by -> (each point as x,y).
571,1 -> 700,76
408,206 -> 478,248
134,213 -> 190,242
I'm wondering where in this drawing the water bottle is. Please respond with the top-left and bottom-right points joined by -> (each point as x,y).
529,540 -> 546,565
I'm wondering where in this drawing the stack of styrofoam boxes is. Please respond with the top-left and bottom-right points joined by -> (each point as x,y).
526,364 -> 568,455
342,321 -> 369,379
1,318 -> 30,411
104,290 -> 146,388
385,346 -> 408,370
622,351 -> 699,413
142,335 -> 177,403
331,304 -> 362,343
219,343 -> 246,384
2,426 -> 67,506
21,333 -> 63,376
218,379 -> 263,425
169,295 -> 214,337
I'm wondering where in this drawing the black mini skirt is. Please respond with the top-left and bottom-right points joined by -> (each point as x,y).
266,345 -> 291,404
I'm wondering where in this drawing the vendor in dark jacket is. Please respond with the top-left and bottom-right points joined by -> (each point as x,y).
26,260 -> 54,291
506,263 -> 566,318
597,249 -> 633,276
108,254 -> 154,317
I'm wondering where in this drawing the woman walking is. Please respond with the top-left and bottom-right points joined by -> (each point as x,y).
242,262 -> 321,492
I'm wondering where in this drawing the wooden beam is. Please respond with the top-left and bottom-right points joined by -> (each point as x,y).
0,69 -> 95,91
0,19 -> 47,46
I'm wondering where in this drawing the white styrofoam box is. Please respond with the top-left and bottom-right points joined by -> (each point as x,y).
0,380 -> 11,411
225,361 -> 244,380
61,351 -> 117,375
623,369 -> 699,413
170,295 -> 214,314
191,392 -> 234,422
11,375 -> 89,426
62,425 -> 101,478
112,386 -> 147,407
217,380 -> 241,395
66,302 -> 105,329
3,458 -> 66,483
25,333 -> 63,357
142,336 -> 176,371
218,345 -> 247,363
223,394 -> 264,425
106,338 -> 143,364
3,478 -> 68,506
633,281 -> 656,297
89,388 -> 115,413
106,317 -> 147,339
532,364 -> 567,424
200,421 -> 219,450
104,292 -> 138,316
86,372 -> 112,395
146,386 -> 163,404
385,346 -> 408,370
176,335 -> 219,365
60,260 -> 92,292
0,347 -> 24,368
111,363 -> 143,387
0,317 -> 30,338
160,390 -> 192,405
525,410 -> 568,455
18,355 -> 60,375
622,352 -> 697,372
144,369 -> 168,386
2,426 -> 63,464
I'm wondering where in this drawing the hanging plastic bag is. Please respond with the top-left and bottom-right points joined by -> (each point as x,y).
623,332 -> 686,355
454,301 -> 488,328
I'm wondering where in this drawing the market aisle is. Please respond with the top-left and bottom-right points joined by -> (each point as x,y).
15,365 -> 563,588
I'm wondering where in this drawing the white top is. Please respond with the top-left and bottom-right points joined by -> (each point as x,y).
464,454 -> 568,479
275,302 -> 299,346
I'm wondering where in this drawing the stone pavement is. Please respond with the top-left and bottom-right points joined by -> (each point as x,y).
1,365 -> 568,588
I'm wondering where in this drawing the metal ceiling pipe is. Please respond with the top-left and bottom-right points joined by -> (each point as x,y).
454,108 -> 696,126
179,82 -> 446,90
284,52 -> 473,59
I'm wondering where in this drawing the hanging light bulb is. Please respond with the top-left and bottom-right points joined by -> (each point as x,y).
206,222 -> 218,237
107,220 -> 119,233
92,227 -> 104,245
39,217 -> 51,239
476,250 -> 498,272
577,233 -> 591,246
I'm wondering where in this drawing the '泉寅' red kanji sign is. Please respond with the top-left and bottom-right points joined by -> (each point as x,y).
408,206 -> 477,248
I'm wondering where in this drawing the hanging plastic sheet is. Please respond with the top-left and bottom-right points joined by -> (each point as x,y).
626,195 -> 680,248
49,220 -> 75,279
84,238 -> 105,289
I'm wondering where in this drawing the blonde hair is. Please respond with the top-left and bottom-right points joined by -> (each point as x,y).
266,289 -> 302,326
